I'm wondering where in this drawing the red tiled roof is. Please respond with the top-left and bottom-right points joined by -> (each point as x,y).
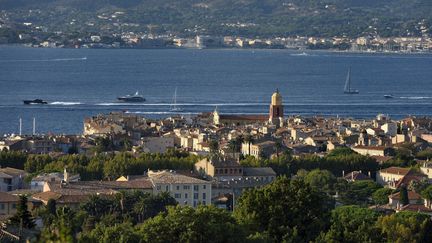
0,192 -> 19,202
219,115 -> 268,121
400,204 -> 432,213
379,167 -> 411,176
389,190 -> 422,201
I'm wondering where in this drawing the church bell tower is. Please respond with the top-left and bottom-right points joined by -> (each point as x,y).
269,89 -> 284,126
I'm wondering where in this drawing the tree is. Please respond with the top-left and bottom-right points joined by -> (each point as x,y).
400,186 -> 409,206
244,134 -> 254,156
80,222 -> 140,243
303,169 -> 337,195
318,206 -> 382,243
9,195 -> 35,229
209,139 -> 219,156
234,177 -> 333,242
139,205 -> 244,243
372,188 -> 393,205
377,211 -> 432,243
81,195 -> 115,219
40,207 -> 77,243
337,180 -> 382,205
227,139 -> 238,157
47,199 -> 57,215
421,185 -> 432,201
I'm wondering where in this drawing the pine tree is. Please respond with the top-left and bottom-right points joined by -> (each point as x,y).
9,195 -> 35,229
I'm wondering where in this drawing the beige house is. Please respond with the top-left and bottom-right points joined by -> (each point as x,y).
241,141 -> 275,159
0,167 -> 27,192
376,167 -> 411,187
195,158 -> 243,180
352,145 -> 393,156
148,170 -> 211,207
0,192 -> 19,219
140,136 -> 174,153
388,191 -> 423,208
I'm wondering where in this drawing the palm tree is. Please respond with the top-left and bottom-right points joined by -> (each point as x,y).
244,134 -> 255,156
228,139 -> 237,158
235,135 -> 244,152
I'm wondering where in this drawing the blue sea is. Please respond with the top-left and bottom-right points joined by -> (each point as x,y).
1,46 -> 432,135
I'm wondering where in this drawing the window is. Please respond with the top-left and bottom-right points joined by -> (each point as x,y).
202,193 -> 206,199
194,193 -> 199,199
193,201 -> 197,207
176,186 -> 180,190
183,185 -> 190,190
12,204 -> 16,209
174,193 -> 181,199
203,185 -> 206,190
156,185 -> 161,190
194,185 -> 199,191
0,203 -> 4,210
202,200 -> 206,205
165,185 -> 169,191
184,193 -> 188,199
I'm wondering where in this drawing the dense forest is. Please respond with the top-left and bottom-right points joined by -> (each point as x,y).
0,0 -> 431,37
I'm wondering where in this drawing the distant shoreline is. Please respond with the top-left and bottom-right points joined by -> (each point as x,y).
1,44 -> 431,56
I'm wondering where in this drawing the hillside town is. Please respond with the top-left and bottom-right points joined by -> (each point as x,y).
1,90 -> 432,240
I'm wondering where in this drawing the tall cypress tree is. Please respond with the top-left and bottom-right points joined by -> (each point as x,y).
9,195 -> 35,229
400,186 -> 409,206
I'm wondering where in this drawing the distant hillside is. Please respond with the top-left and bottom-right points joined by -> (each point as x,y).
0,0 -> 431,37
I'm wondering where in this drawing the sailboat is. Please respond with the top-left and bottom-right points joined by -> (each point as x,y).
170,87 -> 183,112
343,67 -> 359,94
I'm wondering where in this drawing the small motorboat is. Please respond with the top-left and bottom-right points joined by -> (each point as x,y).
23,99 -> 48,105
117,91 -> 146,102
384,94 -> 394,99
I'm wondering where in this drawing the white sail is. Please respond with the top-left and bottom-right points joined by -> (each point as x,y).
344,68 -> 351,92
170,87 -> 183,111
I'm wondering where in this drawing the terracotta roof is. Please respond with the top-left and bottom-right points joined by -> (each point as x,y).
0,167 -> 27,177
371,155 -> 393,163
399,204 -> 432,213
354,145 -> 390,151
32,191 -> 92,204
149,170 -> 210,184
379,167 -> 411,176
219,115 -> 268,121
45,179 -> 153,195
243,167 -> 276,177
344,171 -> 371,181
0,192 -> 19,202
389,190 -> 422,201
395,172 -> 427,188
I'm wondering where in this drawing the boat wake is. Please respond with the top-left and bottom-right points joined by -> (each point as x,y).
2,57 -> 87,63
97,103 -> 267,106
50,102 -> 82,105
399,96 -> 432,100
290,52 -> 310,57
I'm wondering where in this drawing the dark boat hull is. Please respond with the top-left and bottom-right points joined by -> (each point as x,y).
23,99 -> 48,105
117,97 -> 146,102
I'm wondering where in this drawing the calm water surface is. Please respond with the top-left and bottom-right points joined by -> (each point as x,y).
1,47 -> 431,134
